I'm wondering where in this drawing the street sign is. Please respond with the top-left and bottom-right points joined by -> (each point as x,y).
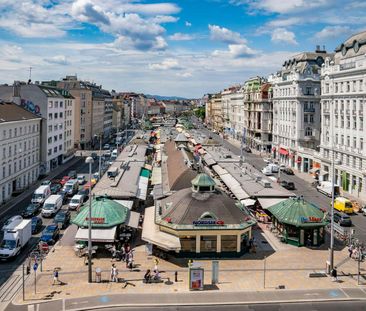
33,263 -> 38,271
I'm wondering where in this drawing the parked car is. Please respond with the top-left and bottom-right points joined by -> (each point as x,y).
60,176 -> 71,186
77,175 -> 86,185
261,166 -> 273,176
77,189 -> 89,201
243,146 -> 252,153
362,206 -> 366,216
91,152 -> 98,160
333,212 -> 352,227
31,217 -> 43,234
50,183 -> 62,194
103,144 -> 110,150
63,179 -> 79,196
68,194 -> 84,211
21,203 -> 41,218
41,180 -> 52,186
279,164 -> 286,171
263,158 -> 272,164
280,181 -> 288,188
68,170 -> 77,179
54,210 -> 71,229
285,181 -> 295,190
40,224 -> 60,244
283,168 -> 294,175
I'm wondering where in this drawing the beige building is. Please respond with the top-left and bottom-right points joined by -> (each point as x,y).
209,93 -> 223,132
243,77 -> 273,152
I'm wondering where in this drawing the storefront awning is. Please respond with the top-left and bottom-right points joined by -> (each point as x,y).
75,227 -> 116,243
126,211 -> 140,229
241,198 -> 256,207
258,198 -> 288,210
279,148 -> 289,156
142,206 -> 181,251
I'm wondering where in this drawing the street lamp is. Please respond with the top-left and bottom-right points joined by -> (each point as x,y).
94,134 -> 102,179
85,156 -> 94,283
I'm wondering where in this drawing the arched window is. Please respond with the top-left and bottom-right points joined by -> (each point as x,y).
305,127 -> 313,136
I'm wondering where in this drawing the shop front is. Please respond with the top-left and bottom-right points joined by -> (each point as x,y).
267,197 -> 327,247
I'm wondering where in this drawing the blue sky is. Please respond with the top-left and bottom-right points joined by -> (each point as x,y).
0,0 -> 365,97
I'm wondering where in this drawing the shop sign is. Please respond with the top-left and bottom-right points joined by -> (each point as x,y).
85,217 -> 105,224
193,220 -> 225,226
300,216 -> 321,223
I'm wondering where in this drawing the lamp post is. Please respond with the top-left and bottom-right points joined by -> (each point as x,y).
85,156 -> 94,283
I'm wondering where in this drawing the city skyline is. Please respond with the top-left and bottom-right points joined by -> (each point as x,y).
1,0 -> 365,97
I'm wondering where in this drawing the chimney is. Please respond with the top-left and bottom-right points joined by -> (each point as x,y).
12,81 -> 21,105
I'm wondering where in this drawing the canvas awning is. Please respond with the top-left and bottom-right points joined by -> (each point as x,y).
126,211 -> 140,229
142,206 -> 181,251
151,167 -> 162,185
212,164 -> 228,176
230,185 -> 250,200
241,198 -> 256,207
75,227 -> 116,243
203,154 -> 216,166
279,148 -> 289,156
258,198 -> 288,210
137,168 -> 150,200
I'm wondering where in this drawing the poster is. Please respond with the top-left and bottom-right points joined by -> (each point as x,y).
189,268 -> 204,290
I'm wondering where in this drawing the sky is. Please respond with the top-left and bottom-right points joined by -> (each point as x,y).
0,0 -> 365,98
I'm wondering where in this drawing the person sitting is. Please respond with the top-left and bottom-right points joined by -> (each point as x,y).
144,269 -> 152,283
153,269 -> 161,281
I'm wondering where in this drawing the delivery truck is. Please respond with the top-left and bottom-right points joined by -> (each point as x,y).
316,181 -> 340,197
0,219 -> 32,260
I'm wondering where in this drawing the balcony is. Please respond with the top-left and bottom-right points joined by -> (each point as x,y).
346,109 -> 350,115
359,110 -> 363,116
304,107 -> 315,113
323,109 -> 330,114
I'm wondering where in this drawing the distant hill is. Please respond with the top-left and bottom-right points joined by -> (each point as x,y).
146,94 -> 189,101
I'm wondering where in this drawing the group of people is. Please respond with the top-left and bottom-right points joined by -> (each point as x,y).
348,244 -> 365,260
143,258 -> 161,283
111,243 -> 135,269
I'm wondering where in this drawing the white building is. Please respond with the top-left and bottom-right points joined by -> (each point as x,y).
60,90 -> 74,162
270,48 -> 332,173
0,101 -> 41,205
221,86 -> 243,140
320,31 -> 366,198
0,83 -> 73,174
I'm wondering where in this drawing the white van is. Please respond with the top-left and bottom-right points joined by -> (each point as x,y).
111,149 -> 118,161
261,166 -> 273,176
2,215 -> 23,232
31,185 -> 51,205
41,195 -> 63,217
63,180 -> 79,197
68,194 -> 84,211
268,163 -> 279,173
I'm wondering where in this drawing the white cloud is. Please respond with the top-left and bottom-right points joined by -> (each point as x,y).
185,21 -> 192,27
208,24 -> 246,44
233,0 -> 328,14
267,17 -> 301,28
213,44 -> 257,58
177,72 -> 193,78
150,15 -> 179,24
271,28 -> 298,45
149,58 -> 182,70
111,34 -> 167,51
169,33 -> 195,41
314,26 -> 351,40
71,0 -> 110,25
121,3 -> 181,15
44,55 -> 69,65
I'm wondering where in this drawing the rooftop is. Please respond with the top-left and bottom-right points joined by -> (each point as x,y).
0,101 -> 42,123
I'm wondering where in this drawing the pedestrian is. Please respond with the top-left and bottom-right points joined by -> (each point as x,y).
348,245 -> 353,258
53,268 -> 60,285
144,269 -> 152,283
331,268 -> 338,282
111,264 -> 118,282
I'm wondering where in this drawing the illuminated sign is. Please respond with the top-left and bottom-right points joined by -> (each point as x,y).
85,217 -> 105,224
193,220 -> 225,226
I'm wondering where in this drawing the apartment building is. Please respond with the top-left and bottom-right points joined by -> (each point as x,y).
320,31 -> 366,198
0,101 -> 42,205
221,86 -> 243,140
270,48 -> 332,173
243,77 -> 273,152
0,83 -> 71,173
210,93 -> 223,132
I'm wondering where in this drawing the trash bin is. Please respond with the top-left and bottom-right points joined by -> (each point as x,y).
95,267 -> 102,283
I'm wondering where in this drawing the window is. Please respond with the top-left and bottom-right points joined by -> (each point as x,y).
347,116 -> 350,128
8,146 -> 11,157
361,138 -> 364,150
347,136 -> 350,147
353,157 -> 356,168
14,128 -> 17,137
360,117 -> 363,130
335,134 -> 338,144
55,101 -> 58,108
341,135 -> 344,145
48,113 -> 52,120
48,125 -> 52,133
49,101 -> 53,108
54,125 -> 57,131
48,149 -> 52,156
353,137 -> 357,148
54,135 -> 57,142
59,134 -> 62,140
305,127 -> 313,136
304,115 -> 308,123
2,167 -> 5,178
54,113 -> 58,119
60,101 -> 63,108
53,147 -> 57,153
58,145 -> 62,151
310,115 -> 314,123
305,87 -> 312,95
360,159 -> 363,170
341,116 -> 344,128
353,117 -> 357,129
9,129 -> 12,138
32,125 -> 35,132
24,142 -> 26,151
48,137 -> 52,144
60,112 -> 63,118
20,127 -> 22,135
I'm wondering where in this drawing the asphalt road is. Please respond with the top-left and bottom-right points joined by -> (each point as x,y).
194,119 -> 366,243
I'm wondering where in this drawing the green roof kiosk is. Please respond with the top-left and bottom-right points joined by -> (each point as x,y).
267,197 -> 328,247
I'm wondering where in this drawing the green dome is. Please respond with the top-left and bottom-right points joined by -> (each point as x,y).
191,173 -> 216,187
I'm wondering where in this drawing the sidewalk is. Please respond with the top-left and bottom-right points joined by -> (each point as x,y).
13,240 -> 366,305
0,156 -> 80,217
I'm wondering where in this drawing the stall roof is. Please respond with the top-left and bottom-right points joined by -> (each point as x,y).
113,200 -> 134,210
241,198 -> 256,207
258,198 -> 288,210
267,197 -> 327,228
212,164 -> 228,176
75,227 -> 116,243
142,206 -> 181,251
203,154 -> 216,166
126,211 -> 140,229
151,167 -> 162,185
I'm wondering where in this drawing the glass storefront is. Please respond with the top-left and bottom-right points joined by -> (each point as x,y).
221,235 -> 237,252
200,236 -> 217,252
180,237 -> 196,252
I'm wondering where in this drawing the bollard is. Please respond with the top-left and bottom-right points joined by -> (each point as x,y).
175,271 -> 178,282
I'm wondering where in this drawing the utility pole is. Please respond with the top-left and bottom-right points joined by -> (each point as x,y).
98,134 -> 102,178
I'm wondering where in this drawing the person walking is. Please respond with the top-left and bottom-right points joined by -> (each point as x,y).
111,264 -> 118,282
53,268 -> 60,285
331,268 -> 338,282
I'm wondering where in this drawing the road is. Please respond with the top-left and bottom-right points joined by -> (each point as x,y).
193,119 -> 366,243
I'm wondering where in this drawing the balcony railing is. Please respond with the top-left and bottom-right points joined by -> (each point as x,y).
304,107 -> 315,113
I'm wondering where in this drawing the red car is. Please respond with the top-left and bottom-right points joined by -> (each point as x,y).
60,176 -> 71,186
